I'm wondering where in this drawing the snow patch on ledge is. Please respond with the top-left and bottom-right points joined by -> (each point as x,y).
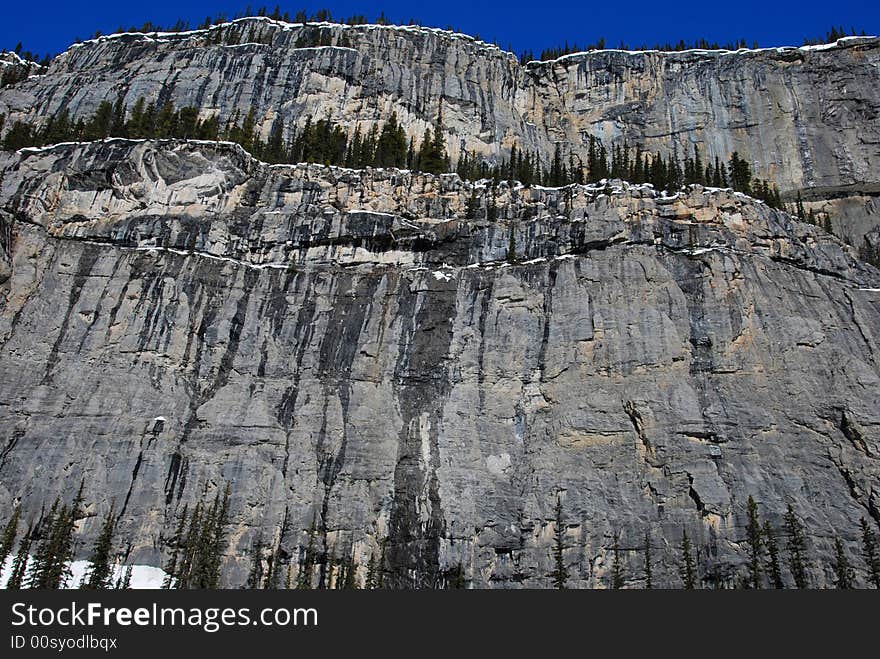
1,556 -> 168,589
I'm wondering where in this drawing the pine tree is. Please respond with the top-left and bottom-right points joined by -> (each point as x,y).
6,525 -> 32,589
0,505 -> 21,568
784,504 -> 809,588
831,535 -> 854,589
859,518 -> 880,589
551,496 -> 569,589
679,530 -> 697,589
762,520 -> 784,589
82,505 -> 116,589
644,530 -> 653,589
744,495 -> 763,589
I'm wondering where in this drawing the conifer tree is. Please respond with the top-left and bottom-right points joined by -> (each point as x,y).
0,505 -> 21,568
783,504 -> 809,588
823,214 -> 833,235
644,530 -> 653,589
365,549 -> 378,589
551,496 -> 568,589
28,487 -> 82,590
162,504 -> 188,589
465,188 -> 480,219
26,500 -> 58,588
6,525 -> 32,590
831,535 -> 854,589
728,152 -> 752,194
859,518 -> 880,589
679,530 -> 697,589
115,564 -> 133,589
795,192 -> 806,220
447,562 -> 467,589
744,495 -> 763,589
762,520 -> 784,589
82,505 -> 116,589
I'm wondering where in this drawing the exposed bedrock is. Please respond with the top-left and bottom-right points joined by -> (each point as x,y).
0,140 -> 879,587
1,19 -> 879,249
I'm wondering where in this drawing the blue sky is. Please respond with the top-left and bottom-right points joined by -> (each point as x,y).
3,1 -> 878,59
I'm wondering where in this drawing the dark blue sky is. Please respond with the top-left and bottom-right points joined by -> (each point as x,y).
3,1 -> 878,59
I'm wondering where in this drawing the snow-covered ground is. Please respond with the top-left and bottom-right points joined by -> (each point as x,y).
0,556 -> 168,589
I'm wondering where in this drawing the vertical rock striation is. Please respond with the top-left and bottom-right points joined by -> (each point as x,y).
0,140 -> 878,587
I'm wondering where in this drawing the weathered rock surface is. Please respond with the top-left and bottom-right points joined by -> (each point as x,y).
1,139 -> 879,588
1,18 -> 878,249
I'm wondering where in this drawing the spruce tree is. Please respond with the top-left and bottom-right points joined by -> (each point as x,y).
831,535 -> 854,589
762,520 -> 784,589
679,530 -> 697,589
744,495 -> 763,589
365,549 -> 378,589
644,530 -> 653,589
859,518 -> 880,589
26,500 -> 58,588
28,490 -> 80,590
115,564 -> 133,589
551,497 -> 568,589
6,525 -> 32,589
82,505 -> 116,589
728,152 -> 751,194
783,504 -> 809,588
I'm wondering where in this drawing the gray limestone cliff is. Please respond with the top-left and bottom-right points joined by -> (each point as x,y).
0,18 -> 879,252
1,139 -> 879,587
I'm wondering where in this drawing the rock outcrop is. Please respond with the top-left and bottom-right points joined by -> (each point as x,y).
1,139 -> 878,587
1,18 -> 879,249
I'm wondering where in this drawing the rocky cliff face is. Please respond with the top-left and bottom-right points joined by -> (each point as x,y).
1,18 -> 879,249
1,139 -> 879,587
